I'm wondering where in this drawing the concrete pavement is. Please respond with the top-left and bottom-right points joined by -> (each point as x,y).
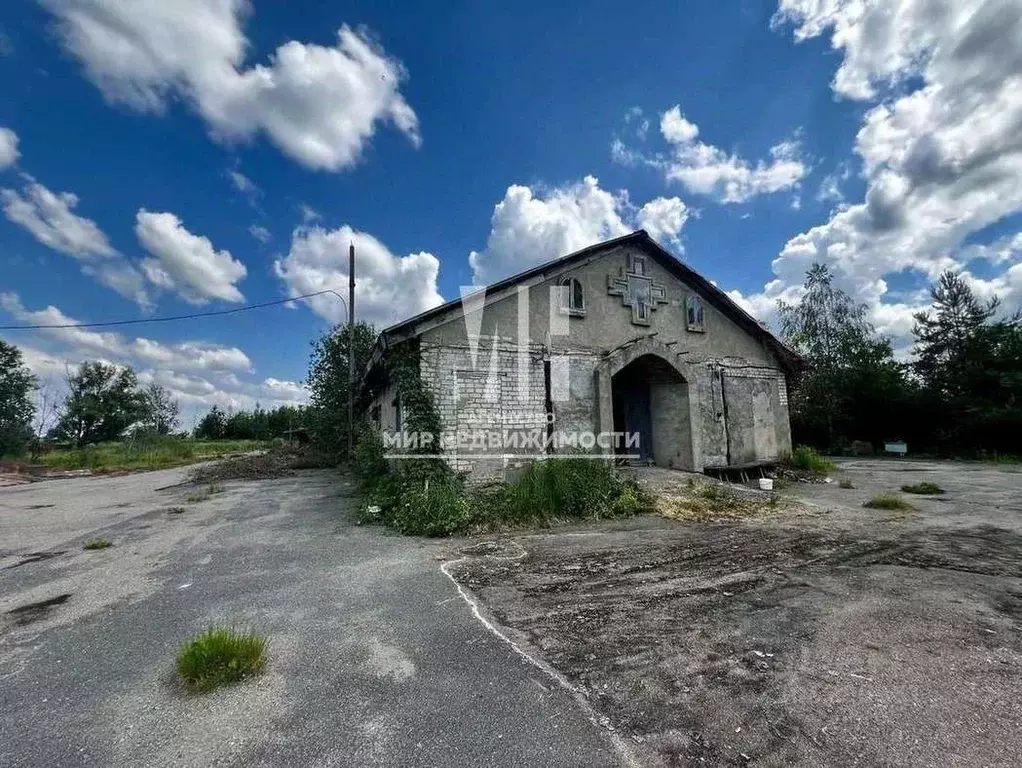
0,469 -> 629,767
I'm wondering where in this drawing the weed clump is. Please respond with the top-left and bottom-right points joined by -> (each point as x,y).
176,626 -> 267,693
354,425 -> 648,536
782,445 -> 836,475
901,482 -> 945,495
186,482 -> 224,503
839,479 -> 854,489
83,539 -> 113,550
863,493 -> 913,510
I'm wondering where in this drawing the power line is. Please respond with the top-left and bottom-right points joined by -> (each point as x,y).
0,288 -> 347,331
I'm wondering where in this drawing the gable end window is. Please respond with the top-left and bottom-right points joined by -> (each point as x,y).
686,295 -> 706,332
558,276 -> 586,317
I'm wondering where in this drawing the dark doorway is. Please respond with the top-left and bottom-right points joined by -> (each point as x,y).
612,366 -> 652,461
611,354 -> 692,468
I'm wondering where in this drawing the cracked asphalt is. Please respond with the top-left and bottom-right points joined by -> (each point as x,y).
0,468 -> 627,767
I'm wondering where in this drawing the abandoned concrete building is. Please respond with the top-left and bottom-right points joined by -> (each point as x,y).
363,230 -> 799,480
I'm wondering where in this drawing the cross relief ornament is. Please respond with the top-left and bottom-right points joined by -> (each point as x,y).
607,254 -> 668,325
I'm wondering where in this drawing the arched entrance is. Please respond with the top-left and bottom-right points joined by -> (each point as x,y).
595,338 -> 700,471
612,354 -> 689,465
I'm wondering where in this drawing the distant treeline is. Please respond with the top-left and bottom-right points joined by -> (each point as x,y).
782,265 -> 1022,458
193,404 -> 307,441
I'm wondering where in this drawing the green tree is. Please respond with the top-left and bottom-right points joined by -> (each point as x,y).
52,362 -> 146,445
306,322 -> 376,457
778,264 -> 910,450
138,383 -> 180,435
912,270 -> 999,397
911,272 -> 1021,453
0,341 -> 37,457
194,406 -> 228,439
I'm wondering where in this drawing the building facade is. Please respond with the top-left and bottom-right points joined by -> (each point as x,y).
363,231 -> 798,480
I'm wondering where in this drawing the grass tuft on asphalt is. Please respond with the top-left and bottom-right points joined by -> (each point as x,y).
863,493 -> 913,510
82,539 -> 113,550
176,626 -> 267,693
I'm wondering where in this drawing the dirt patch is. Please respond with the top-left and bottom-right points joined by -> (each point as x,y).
187,447 -> 336,485
626,468 -> 807,524
450,519 -> 1022,766
189,451 -> 295,483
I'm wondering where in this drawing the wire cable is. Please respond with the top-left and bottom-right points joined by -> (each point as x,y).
0,288 -> 347,331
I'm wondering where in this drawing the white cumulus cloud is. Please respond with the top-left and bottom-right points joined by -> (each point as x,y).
734,0 -> 1022,347
637,197 -> 690,246
40,1 -> 420,171
0,294 -> 296,427
0,127 -> 19,169
1,178 -> 150,306
275,225 -> 444,328
468,176 -> 632,285
136,210 -> 247,304
248,224 -> 271,243
658,106 -> 807,203
469,176 -> 691,284
0,293 -> 253,373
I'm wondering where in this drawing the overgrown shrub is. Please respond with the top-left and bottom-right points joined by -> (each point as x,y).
176,626 -> 267,693
390,475 -> 472,537
353,423 -> 389,488
783,445 -> 835,474
356,448 -> 647,536
500,457 -> 641,525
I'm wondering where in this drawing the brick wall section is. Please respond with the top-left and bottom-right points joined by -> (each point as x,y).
420,338 -> 548,480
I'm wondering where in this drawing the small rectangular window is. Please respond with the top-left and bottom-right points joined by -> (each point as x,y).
686,295 -> 706,332
558,277 -> 585,316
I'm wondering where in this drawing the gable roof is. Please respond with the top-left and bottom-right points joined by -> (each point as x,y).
369,230 -> 801,374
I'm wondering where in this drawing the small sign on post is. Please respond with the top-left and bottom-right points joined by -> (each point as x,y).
884,440 -> 908,456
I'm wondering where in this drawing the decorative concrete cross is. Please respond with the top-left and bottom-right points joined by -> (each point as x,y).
607,257 -> 668,325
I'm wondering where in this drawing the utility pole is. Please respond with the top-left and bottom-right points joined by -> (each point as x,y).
348,242 -> 356,460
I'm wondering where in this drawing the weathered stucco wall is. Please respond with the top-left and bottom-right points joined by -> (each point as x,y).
419,244 -> 779,364
405,243 -> 792,478
369,383 -> 400,433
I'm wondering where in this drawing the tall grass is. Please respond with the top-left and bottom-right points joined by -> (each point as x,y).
782,445 -> 836,474
39,437 -> 267,471
500,457 -> 642,525
359,454 -> 650,537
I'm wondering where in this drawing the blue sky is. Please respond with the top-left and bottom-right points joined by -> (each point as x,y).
2,1 -> 1020,426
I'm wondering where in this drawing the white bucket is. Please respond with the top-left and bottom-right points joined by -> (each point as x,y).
759,478 -> 774,491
